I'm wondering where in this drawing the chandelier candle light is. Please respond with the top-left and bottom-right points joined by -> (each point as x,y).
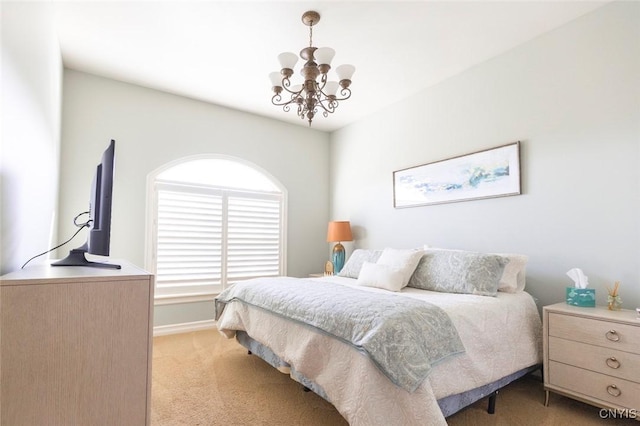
269,10 -> 355,126
327,221 -> 353,274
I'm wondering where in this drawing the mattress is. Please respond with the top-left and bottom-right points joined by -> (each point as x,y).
216,275 -> 542,425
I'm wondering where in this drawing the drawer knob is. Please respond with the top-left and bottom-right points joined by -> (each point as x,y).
607,384 -> 621,397
606,357 -> 621,369
605,330 -> 620,342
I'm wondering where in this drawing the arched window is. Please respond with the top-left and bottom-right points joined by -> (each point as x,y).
146,156 -> 286,302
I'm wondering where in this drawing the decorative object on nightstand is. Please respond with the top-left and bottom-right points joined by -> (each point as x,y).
606,281 -> 622,311
324,260 -> 334,276
326,221 -> 352,274
543,303 -> 640,416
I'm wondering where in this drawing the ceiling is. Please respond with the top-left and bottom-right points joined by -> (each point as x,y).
53,1 -> 608,132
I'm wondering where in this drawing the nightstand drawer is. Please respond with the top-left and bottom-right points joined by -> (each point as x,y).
549,312 -> 640,354
549,361 -> 640,409
549,336 -> 640,383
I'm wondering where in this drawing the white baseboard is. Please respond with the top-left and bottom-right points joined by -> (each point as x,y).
153,319 -> 216,336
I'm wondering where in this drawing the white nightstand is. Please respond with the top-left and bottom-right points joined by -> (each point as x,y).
543,303 -> 640,416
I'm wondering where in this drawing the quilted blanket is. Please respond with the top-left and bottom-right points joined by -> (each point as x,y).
214,277 -> 465,392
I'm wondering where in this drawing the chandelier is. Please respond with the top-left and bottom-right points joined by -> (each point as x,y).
269,11 -> 355,126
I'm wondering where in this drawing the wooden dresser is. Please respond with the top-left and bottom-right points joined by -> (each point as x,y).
0,261 -> 154,426
543,302 -> 640,417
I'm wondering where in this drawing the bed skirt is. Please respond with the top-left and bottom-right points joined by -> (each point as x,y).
235,331 -> 540,419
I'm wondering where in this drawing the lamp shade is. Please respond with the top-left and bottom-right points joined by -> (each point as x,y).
336,64 -> 356,81
323,81 -> 339,96
327,221 -> 353,242
269,72 -> 283,88
278,52 -> 299,70
314,47 -> 335,66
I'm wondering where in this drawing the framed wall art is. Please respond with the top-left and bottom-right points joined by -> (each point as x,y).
393,142 -> 521,208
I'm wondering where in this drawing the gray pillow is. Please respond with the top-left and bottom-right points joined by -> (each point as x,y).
407,250 -> 508,296
338,249 -> 383,279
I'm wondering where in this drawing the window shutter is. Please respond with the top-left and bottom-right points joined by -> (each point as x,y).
155,188 -> 223,296
227,196 -> 281,283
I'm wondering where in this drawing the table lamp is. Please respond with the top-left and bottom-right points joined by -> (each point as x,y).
327,221 -> 353,274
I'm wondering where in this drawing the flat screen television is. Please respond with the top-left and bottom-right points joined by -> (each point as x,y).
53,139 -> 121,269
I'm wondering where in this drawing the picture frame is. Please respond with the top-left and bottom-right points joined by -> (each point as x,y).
393,142 -> 521,208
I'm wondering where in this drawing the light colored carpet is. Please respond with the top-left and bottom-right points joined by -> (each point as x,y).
152,329 -> 636,425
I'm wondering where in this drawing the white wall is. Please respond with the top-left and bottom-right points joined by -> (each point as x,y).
330,2 -> 640,309
60,70 -> 330,325
0,2 -> 62,275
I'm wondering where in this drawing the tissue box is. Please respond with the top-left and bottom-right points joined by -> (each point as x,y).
566,287 -> 595,307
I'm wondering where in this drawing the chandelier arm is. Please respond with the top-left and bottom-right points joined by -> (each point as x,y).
312,88 -> 337,114
281,86 -> 303,96
316,86 -> 336,100
316,82 -> 350,102
297,103 -> 306,120
310,105 -> 319,121
326,87 -> 351,102
340,87 -> 352,99
317,74 -> 328,91
280,78 -> 305,97
271,93 -> 284,105
316,103 -> 334,115
315,97 -> 337,114
271,93 -> 300,108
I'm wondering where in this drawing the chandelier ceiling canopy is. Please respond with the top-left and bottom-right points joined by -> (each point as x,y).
269,11 -> 355,127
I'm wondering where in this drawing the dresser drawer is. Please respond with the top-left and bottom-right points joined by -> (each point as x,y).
549,336 -> 640,383
548,312 -> 640,354
549,361 -> 640,409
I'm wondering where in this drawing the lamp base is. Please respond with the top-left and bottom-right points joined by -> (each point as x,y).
332,242 -> 346,274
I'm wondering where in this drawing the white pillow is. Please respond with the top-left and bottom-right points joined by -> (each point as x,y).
356,262 -> 404,292
376,248 -> 423,287
493,253 -> 528,293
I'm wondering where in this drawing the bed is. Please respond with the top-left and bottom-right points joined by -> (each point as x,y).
214,248 -> 542,425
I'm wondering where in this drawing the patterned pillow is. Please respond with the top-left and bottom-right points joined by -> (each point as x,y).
407,250 -> 508,296
423,246 -> 528,293
338,249 -> 383,279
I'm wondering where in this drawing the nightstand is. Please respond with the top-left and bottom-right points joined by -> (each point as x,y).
543,303 -> 640,415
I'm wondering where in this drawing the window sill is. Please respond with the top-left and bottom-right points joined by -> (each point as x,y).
154,293 -> 218,305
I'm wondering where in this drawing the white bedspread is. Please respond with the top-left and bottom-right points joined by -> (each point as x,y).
216,276 -> 542,425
